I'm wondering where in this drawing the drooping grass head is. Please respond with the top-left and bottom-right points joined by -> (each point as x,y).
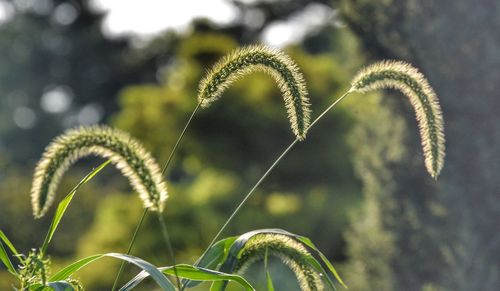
198,45 -> 311,140
31,125 -> 167,218
224,233 -> 324,291
351,60 -> 445,178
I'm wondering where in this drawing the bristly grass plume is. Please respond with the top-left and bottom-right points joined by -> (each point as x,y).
198,45 -> 311,140
31,126 -> 167,218
233,234 -> 324,291
351,60 -> 445,178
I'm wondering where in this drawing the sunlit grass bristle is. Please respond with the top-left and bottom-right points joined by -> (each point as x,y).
198,45 -> 311,140
31,125 -> 167,218
351,60 -> 445,178
235,234 -> 324,291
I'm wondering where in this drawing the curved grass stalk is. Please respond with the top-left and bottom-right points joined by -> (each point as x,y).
113,104 -> 201,291
233,234 -> 324,291
199,90 -> 351,259
31,125 -> 167,218
198,45 -> 311,140
351,60 -> 445,178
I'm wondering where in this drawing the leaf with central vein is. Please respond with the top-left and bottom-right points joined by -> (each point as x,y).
120,264 -> 255,291
50,253 -> 175,291
41,160 -> 110,255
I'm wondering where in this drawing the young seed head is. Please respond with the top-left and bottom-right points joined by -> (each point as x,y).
234,234 -> 324,291
198,45 -> 311,140
31,125 -> 167,218
351,60 -> 445,178
19,249 -> 51,287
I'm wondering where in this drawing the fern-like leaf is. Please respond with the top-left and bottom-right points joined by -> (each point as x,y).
31,126 -> 167,218
198,45 -> 310,140
351,60 -> 445,178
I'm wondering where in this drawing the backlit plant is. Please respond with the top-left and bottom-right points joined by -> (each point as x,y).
0,45 -> 445,290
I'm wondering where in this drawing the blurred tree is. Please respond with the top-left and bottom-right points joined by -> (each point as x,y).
338,0 -> 500,290
0,0 -> 163,166
0,1 -> 172,287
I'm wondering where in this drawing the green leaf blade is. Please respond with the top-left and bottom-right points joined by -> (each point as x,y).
121,264 -> 255,291
0,239 -> 17,276
51,253 -> 175,291
40,160 -> 110,255
0,230 -> 19,255
296,236 -> 347,289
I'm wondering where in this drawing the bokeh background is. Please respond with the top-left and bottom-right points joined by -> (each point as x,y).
0,0 -> 499,290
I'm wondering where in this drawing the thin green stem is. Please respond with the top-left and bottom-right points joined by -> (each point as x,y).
156,102 -> 201,289
206,139 -> 299,251
207,89 -> 351,249
110,103 -> 200,290
158,213 -> 181,289
308,89 -> 353,129
161,102 -> 201,176
111,208 -> 148,291
181,89 -> 352,290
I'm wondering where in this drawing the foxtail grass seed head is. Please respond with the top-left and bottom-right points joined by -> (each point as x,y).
31,126 -> 167,218
234,234 -> 324,291
198,45 -> 311,140
351,60 -> 445,178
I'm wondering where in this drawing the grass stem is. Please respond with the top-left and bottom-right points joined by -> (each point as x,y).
158,213 -> 181,289
112,102 -> 200,290
161,102 -> 201,176
181,89 -> 352,290
111,208 -> 148,291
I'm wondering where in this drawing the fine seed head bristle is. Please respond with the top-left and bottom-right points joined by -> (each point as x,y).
31,125 -> 168,218
351,60 -> 445,178
234,234 -> 324,291
198,45 -> 311,140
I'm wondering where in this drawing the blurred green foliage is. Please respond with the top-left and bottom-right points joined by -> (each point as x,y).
338,1 -> 500,290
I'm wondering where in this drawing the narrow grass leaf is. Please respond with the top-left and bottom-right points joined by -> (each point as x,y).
264,248 -> 275,291
50,255 -> 102,281
120,264 -> 255,291
41,161 -> 110,255
0,239 -> 17,276
266,270 -> 275,291
183,236 -> 238,288
51,253 -> 174,291
296,236 -> 346,289
0,230 -> 19,255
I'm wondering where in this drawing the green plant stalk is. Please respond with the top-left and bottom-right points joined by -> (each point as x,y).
181,89 -> 352,291
40,160 -> 111,258
158,213 -> 181,289
111,208 -> 148,291
112,102 -> 200,291
207,89 -> 351,250
162,102 -> 202,175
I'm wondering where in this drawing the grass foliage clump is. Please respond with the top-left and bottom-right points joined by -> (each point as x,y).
30,125 -> 167,218
198,45 -> 311,140
351,60 -> 445,178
